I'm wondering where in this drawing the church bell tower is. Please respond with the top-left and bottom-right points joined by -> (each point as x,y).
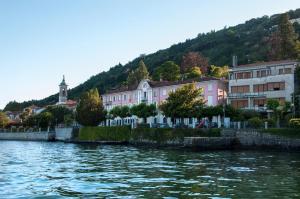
59,75 -> 68,104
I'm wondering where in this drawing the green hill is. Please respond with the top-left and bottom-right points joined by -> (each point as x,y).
4,8 -> 300,111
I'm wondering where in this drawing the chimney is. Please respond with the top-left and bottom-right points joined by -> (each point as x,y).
232,55 -> 238,67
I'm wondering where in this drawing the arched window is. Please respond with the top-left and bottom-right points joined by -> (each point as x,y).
163,117 -> 167,124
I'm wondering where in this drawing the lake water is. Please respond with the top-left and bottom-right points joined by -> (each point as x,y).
0,141 -> 300,198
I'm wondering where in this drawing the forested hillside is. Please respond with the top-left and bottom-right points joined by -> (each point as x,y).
4,8 -> 300,111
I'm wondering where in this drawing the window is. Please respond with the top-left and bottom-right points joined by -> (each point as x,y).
207,96 -> 213,106
153,91 -> 157,97
143,92 -> 147,99
119,95 -> 121,101
163,89 -> 167,96
236,72 -> 252,79
279,69 -> 284,75
254,82 -> 285,92
244,72 -> 252,78
267,82 -> 285,91
231,100 -> 248,109
253,84 -> 267,92
208,84 -> 213,91
231,85 -> 250,93
254,99 -> 266,107
124,95 -> 127,100
113,96 -> 116,101
284,68 -> 292,74
257,71 -> 261,77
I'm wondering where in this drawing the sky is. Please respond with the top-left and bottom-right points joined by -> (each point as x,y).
1,0 -> 300,109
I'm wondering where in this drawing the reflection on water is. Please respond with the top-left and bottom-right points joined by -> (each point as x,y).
0,141 -> 300,198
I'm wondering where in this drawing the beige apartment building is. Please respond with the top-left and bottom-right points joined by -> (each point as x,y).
228,60 -> 298,111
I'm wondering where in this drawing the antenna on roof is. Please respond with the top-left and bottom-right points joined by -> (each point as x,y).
232,55 -> 238,67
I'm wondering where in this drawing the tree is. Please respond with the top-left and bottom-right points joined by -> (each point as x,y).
24,115 -> 37,127
19,108 -> 31,123
130,103 -> 156,123
110,106 -> 131,125
153,61 -> 180,81
267,99 -> 280,111
127,60 -> 149,85
159,83 -> 205,124
44,106 -> 73,126
278,13 -> 300,59
0,112 -> 9,128
210,65 -> 229,78
38,112 -> 53,129
76,88 -> 106,126
267,99 -> 284,127
267,31 -> 282,61
224,105 -> 241,121
185,67 -> 202,79
268,13 -> 300,60
181,52 -> 209,74
202,106 -> 223,127
3,101 -> 22,112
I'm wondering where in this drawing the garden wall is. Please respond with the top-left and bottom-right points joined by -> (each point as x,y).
0,131 -> 55,141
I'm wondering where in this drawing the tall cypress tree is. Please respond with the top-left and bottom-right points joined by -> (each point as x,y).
75,88 -> 106,126
127,60 -> 149,86
278,13 -> 300,59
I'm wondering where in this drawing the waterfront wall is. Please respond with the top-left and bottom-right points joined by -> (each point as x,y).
0,131 -> 55,141
236,130 -> 300,149
55,128 -> 74,142
183,137 -> 236,149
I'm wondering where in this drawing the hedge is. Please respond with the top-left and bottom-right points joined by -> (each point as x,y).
261,128 -> 300,139
78,126 -> 131,142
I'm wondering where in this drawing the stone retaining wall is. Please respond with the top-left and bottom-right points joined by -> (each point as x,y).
0,131 -> 55,141
184,137 -> 236,149
129,139 -> 182,147
236,130 -> 300,149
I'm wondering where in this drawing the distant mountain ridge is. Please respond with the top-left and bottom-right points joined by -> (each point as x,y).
4,8 -> 300,111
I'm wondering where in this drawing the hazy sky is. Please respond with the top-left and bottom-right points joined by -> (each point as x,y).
1,0 -> 300,109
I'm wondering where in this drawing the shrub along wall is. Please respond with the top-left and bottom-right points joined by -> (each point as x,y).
261,128 -> 300,139
78,126 -> 131,142
131,128 -> 221,144
76,126 -> 221,144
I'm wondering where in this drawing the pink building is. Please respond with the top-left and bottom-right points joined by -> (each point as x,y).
102,77 -> 227,126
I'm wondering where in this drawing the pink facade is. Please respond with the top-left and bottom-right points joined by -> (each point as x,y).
102,78 -> 227,111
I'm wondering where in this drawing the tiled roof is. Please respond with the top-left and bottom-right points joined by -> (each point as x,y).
235,60 -> 297,68
104,77 -> 223,94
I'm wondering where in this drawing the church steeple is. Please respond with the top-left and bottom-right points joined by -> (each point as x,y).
58,75 -> 68,104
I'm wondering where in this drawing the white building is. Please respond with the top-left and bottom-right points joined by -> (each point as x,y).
227,60 -> 298,111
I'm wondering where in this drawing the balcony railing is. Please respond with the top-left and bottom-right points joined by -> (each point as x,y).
241,106 -> 267,112
228,92 -> 266,98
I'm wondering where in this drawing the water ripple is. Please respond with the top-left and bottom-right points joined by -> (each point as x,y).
0,141 -> 299,198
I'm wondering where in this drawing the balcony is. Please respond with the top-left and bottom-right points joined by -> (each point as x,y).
228,92 -> 266,99
241,106 -> 267,112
